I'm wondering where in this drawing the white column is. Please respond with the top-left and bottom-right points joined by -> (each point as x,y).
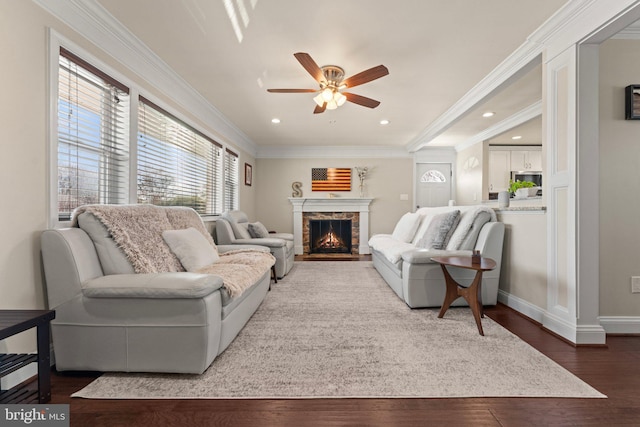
359,204 -> 371,254
290,198 -> 305,255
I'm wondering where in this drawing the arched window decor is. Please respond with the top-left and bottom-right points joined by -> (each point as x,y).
420,170 -> 447,183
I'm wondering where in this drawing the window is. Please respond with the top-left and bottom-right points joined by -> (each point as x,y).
224,149 -> 239,212
137,97 -> 222,215
56,48 -> 130,220
420,170 -> 447,183
53,43 -> 237,223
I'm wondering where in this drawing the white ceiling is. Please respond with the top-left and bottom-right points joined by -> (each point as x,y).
96,0 -> 568,152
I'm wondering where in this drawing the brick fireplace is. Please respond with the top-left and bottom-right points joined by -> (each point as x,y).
289,197 -> 373,255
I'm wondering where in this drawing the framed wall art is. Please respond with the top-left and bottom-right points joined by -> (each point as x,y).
625,85 -> 640,120
244,163 -> 252,186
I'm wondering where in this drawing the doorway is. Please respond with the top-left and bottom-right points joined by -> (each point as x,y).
415,163 -> 452,209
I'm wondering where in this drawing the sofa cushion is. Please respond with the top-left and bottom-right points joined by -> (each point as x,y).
222,211 -> 252,239
77,212 -> 135,275
446,207 -> 496,250
454,211 -> 492,250
368,235 -> 415,264
236,223 -> 252,239
82,272 -> 223,298
391,212 -> 422,243
248,222 -> 269,238
416,210 -> 461,250
163,227 -> 219,272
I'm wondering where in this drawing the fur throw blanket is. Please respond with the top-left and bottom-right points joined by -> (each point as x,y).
71,205 -> 274,298
197,249 -> 275,298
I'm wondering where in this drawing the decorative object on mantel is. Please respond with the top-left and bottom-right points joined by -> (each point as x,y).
625,85 -> 640,120
244,163 -> 252,186
291,182 -> 303,198
355,166 -> 368,197
311,168 -> 351,191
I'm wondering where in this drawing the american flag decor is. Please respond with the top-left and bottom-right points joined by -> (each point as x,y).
311,168 -> 352,191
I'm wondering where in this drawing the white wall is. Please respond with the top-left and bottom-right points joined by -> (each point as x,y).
455,143 -> 484,205
254,158 -> 414,237
598,38 -> 640,316
497,211 -> 547,313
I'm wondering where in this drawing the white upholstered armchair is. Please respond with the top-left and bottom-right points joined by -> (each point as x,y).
216,210 -> 294,279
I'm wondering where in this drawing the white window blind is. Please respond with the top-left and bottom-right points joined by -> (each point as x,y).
137,96 -> 222,215
57,48 -> 130,220
224,149 -> 239,212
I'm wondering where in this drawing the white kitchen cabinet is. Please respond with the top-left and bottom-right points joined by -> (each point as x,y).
488,150 -> 511,192
510,148 -> 542,171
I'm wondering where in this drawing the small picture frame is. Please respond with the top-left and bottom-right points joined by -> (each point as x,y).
244,163 -> 252,186
625,85 -> 640,120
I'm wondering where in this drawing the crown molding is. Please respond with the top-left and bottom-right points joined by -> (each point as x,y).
256,145 -> 412,159
405,0 -> 602,153
454,101 -> 542,152
611,21 -> 640,39
33,0 -> 258,157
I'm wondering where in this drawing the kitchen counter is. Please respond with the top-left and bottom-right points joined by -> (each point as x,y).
483,196 -> 546,212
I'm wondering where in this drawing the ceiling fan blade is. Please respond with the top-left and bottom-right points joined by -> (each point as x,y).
342,65 -> 389,89
294,52 -> 325,84
314,102 -> 327,114
344,92 -> 381,108
267,88 -> 317,93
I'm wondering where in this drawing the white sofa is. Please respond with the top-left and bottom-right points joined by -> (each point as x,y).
216,210 -> 295,279
369,205 -> 504,308
41,205 -> 274,374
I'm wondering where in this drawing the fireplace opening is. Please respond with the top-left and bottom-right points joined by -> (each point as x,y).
310,219 -> 352,254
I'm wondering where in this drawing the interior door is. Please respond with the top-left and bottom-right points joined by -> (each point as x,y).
416,163 -> 452,209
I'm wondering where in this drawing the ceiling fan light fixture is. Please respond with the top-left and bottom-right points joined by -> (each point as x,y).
267,53 -> 389,114
321,88 -> 334,102
313,93 -> 325,107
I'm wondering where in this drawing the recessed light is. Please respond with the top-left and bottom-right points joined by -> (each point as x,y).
380,119 -> 390,125
512,135 -> 522,140
482,112 -> 495,118
271,118 -> 281,124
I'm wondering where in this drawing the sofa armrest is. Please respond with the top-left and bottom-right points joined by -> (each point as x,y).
217,244 -> 270,254
269,232 -> 294,241
402,249 -> 473,264
82,273 -> 224,299
233,238 -> 286,248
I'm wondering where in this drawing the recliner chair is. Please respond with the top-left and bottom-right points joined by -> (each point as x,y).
216,210 -> 294,279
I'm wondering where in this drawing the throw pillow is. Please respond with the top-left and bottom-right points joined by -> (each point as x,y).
391,212 -> 422,243
416,210 -> 461,250
248,222 -> 270,238
162,227 -> 219,272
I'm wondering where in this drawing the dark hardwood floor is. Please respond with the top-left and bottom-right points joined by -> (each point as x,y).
43,263 -> 640,426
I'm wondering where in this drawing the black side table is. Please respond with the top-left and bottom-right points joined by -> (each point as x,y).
0,310 -> 56,403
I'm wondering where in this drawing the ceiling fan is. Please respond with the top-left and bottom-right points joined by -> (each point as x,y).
267,52 -> 389,114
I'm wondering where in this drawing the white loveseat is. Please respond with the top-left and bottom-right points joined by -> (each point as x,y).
369,205 -> 504,308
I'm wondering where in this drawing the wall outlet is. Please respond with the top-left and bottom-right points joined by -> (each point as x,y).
400,194 -> 408,201
632,277 -> 640,293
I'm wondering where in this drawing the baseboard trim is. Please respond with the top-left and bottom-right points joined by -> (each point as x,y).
599,316 -> 640,334
497,290 -> 545,323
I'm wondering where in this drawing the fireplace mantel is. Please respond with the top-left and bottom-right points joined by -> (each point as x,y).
289,197 -> 374,255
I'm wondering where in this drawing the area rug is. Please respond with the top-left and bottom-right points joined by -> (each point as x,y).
72,261 -> 605,399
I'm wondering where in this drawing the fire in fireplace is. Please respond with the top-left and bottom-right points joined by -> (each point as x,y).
309,219 -> 352,254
